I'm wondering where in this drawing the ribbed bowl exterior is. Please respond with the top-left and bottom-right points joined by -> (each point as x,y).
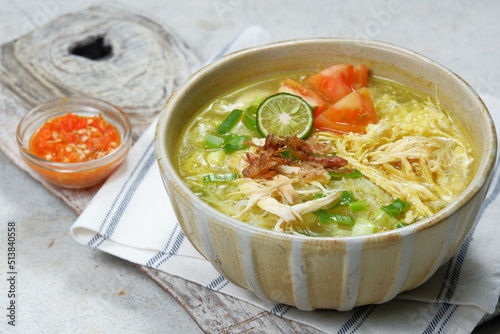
155,39 -> 497,310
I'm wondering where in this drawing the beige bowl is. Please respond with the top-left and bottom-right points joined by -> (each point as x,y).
155,39 -> 497,310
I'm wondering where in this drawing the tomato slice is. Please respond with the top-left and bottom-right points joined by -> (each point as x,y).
313,87 -> 376,134
352,64 -> 369,90
278,78 -> 327,115
305,64 -> 369,104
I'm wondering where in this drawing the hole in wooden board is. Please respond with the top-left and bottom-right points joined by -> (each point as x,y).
69,36 -> 113,61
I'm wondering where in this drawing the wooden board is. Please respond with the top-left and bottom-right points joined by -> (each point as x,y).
139,267 -> 323,333
0,4 -> 322,333
0,3 -> 198,212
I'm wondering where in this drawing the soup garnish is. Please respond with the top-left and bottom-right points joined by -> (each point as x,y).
256,93 -> 314,139
176,64 -> 474,237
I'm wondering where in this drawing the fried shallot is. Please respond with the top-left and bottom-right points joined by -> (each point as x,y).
242,134 -> 348,180
242,134 -> 292,179
284,136 -> 348,168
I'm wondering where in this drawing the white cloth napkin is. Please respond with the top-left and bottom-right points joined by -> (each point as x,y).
71,28 -> 500,334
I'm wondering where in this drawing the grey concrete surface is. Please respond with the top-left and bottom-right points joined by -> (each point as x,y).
1,1 -> 499,333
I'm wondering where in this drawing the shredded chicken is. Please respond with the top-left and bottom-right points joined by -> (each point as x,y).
236,175 -> 297,214
292,190 -> 342,215
318,99 -> 474,218
234,135 -> 359,229
235,175 -> 342,226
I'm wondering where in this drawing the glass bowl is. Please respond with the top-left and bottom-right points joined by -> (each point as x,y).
16,96 -> 132,188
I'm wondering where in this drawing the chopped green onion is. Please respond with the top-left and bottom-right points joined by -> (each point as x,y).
191,187 -> 205,194
216,109 -> 243,135
203,173 -> 238,183
280,149 -> 293,159
252,96 -> 265,106
223,133 -> 249,153
223,145 -> 244,153
380,198 -> 410,217
373,208 -> 400,229
224,133 -> 248,145
348,200 -> 368,212
333,191 -> 355,208
313,210 -> 355,226
396,222 -> 409,228
329,169 -> 364,179
351,217 -> 376,236
206,150 -> 225,165
312,193 -> 325,200
242,105 -> 258,132
204,134 -> 224,149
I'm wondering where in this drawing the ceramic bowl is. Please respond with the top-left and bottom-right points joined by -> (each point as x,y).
17,96 -> 132,188
154,39 -> 497,310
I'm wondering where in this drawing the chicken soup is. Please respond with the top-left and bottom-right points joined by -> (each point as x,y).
175,64 -> 474,237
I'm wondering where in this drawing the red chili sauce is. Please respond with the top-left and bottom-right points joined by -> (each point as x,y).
30,113 -> 120,163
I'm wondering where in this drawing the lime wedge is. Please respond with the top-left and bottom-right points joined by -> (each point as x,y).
256,93 -> 314,138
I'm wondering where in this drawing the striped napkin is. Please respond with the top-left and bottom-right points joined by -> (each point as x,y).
71,28 -> 500,333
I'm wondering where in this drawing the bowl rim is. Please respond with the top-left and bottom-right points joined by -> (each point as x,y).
17,96 -> 132,173
155,37 -> 498,242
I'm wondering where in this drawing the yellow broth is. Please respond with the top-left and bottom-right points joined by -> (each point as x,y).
175,73 -> 474,237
